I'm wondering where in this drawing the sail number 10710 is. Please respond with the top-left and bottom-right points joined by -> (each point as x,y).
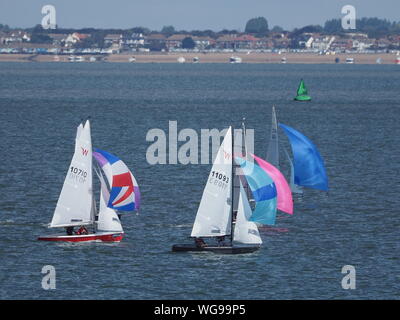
69,166 -> 87,183
70,166 -> 87,177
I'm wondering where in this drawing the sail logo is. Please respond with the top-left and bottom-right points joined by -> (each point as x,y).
108,172 -> 135,211
81,148 -> 89,156
146,121 -> 254,165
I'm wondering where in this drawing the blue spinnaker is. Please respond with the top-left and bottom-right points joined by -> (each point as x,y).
279,124 -> 328,191
236,157 -> 277,225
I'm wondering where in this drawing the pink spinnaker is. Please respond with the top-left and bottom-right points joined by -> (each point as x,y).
252,154 -> 293,214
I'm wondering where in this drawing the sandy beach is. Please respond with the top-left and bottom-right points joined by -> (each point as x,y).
0,52 -> 399,64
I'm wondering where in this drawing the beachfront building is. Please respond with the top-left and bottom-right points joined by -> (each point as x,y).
48,34 -> 68,46
145,33 -> 167,51
272,36 -> 290,49
103,34 -> 123,53
104,34 -> 123,47
64,33 -> 90,47
387,35 -> 400,49
1,30 -> 31,44
165,34 -> 188,50
123,33 -> 145,50
192,36 -> 215,50
311,36 -> 336,52
372,38 -> 392,50
352,39 -> 374,51
330,38 -> 353,52
215,34 -> 259,50
254,37 -> 274,50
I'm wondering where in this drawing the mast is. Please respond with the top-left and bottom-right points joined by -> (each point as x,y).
241,118 -> 247,157
93,162 -> 102,232
231,125 -> 234,245
266,105 -> 279,168
241,119 -> 251,198
88,117 -> 96,232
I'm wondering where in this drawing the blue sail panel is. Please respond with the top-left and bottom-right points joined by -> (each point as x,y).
279,124 -> 328,191
250,199 -> 277,226
235,157 -> 278,225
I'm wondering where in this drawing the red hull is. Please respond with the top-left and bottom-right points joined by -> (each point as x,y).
38,232 -> 124,242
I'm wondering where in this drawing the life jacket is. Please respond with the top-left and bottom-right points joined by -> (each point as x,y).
76,227 -> 87,235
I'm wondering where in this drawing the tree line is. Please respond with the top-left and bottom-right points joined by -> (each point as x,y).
1,16 -> 399,45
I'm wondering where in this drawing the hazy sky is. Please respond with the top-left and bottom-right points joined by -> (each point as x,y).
0,0 -> 398,31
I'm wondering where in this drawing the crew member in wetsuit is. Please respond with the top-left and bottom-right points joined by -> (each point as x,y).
195,237 -> 207,248
75,226 -> 88,235
217,236 -> 226,246
65,227 -> 74,236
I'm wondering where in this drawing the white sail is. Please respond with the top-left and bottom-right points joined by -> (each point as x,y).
233,123 -> 252,210
284,148 -> 303,194
266,106 -> 279,168
191,127 -> 233,237
76,123 -> 83,140
50,120 -> 93,228
233,181 -> 262,245
96,170 -> 123,232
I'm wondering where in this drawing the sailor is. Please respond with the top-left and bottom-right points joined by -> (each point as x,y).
195,237 -> 207,248
233,210 -> 238,222
217,236 -> 226,247
75,226 -> 88,235
65,227 -> 74,236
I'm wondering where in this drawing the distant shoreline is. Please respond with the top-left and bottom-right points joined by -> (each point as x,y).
0,53 -> 399,64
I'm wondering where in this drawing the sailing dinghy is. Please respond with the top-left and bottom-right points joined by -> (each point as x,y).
241,118 -> 293,220
279,123 -> 328,192
266,107 -> 328,194
266,106 -> 303,193
38,120 -> 140,242
172,127 -> 263,254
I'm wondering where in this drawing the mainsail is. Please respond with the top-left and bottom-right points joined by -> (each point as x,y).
236,157 -> 277,225
93,149 -> 140,212
251,154 -> 293,214
233,181 -> 262,245
266,106 -> 279,168
279,123 -> 328,191
50,120 -> 93,228
191,127 -> 233,237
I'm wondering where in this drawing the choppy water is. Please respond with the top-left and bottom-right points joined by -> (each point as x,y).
0,62 -> 399,299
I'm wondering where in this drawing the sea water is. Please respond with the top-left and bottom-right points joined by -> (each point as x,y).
0,62 -> 398,299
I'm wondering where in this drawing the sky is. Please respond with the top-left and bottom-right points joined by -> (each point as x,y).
0,0 -> 398,31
